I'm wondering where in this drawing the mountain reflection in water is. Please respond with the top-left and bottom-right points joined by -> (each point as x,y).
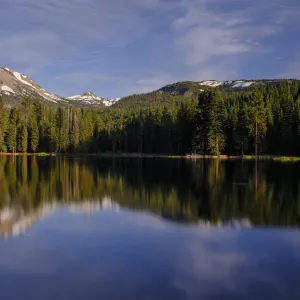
0,197 -> 120,238
1,156 -> 300,300
0,155 -> 300,238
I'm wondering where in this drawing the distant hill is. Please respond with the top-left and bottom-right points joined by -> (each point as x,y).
158,79 -> 299,97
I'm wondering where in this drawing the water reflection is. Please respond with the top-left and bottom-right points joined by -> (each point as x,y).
0,197 -> 120,238
0,155 -> 300,237
0,156 -> 300,299
0,209 -> 299,300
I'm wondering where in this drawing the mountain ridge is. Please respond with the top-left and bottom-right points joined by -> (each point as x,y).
66,91 -> 121,107
1,66 -> 299,108
0,67 -> 119,107
157,79 -> 298,97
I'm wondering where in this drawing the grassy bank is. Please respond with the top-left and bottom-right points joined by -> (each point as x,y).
1,152 -> 300,162
186,154 -> 300,162
0,152 -> 57,157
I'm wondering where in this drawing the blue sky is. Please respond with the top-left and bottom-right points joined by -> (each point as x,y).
1,0 -> 300,98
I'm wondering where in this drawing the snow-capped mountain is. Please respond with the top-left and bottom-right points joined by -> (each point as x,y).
0,67 -> 120,107
0,66 -> 66,105
1,65 -> 290,108
66,92 -> 121,107
158,79 -> 288,97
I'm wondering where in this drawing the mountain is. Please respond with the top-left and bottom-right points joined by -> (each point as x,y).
0,67 -> 119,107
158,79 -> 295,97
66,92 -> 121,107
0,66 -> 66,106
1,66 -> 298,108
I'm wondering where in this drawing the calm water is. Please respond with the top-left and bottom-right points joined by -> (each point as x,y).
0,156 -> 300,299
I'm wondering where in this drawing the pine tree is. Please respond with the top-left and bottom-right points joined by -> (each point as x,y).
6,108 -> 18,153
294,97 -> 300,155
56,107 -> 69,152
246,90 -> 267,156
30,118 -> 39,152
280,93 -> 294,154
70,109 -> 80,151
193,89 -> 226,155
236,102 -> 249,155
18,125 -> 28,153
46,108 -> 59,152
0,97 -> 8,152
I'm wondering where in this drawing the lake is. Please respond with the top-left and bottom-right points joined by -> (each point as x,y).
0,156 -> 300,299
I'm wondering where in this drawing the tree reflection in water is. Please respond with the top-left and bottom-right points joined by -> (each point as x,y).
0,156 -> 300,237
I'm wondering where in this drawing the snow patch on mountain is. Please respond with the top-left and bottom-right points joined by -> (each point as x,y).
0,66 -> 120,107
103,98 -> 121,107
199,80 -> 224,87
232,81 -> 254,88
67,95 -> 81,100
1,85 -> 15,94
13,71 -> 35,88
66,92 -> 104,105
66,92 -> 121,107
198,80 -> 255,88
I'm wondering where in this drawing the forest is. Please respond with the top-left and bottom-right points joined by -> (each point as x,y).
0,80 -> 300,156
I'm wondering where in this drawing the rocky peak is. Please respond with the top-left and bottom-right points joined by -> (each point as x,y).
0,66 -> 64,104
81,91 -> 97,97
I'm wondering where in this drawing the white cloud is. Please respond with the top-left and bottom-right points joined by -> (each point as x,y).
170,229 -> 300,298
0,0 -> 299,96
171,0 -> 281,77
0,0 -> 161,68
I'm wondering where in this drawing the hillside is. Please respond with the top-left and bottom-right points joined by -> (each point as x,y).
158,79 -> 299,97
0,67 -> 118,107
111,91 -> 196,110
0,67 -> 66,106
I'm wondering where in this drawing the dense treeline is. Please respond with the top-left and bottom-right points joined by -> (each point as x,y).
0,80 -> 300,155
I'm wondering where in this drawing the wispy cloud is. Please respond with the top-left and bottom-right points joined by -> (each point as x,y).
0,0 -> 299,97
0,31 -> 70,67
170,0 -> 293,80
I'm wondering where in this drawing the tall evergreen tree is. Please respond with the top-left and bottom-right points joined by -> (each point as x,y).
246,90 -> 267,156
30,117 -> 39,152
193,89 -> 226,155
18,125 -> 28,153
6,108 -> 18,153
0,97 -> 8,152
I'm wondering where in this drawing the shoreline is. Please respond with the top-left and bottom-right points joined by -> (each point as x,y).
0,153 -> 300,162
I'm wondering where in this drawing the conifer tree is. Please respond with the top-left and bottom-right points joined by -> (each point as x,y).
247,90 -> 267,156
0,97 -> 8,152
30,118 -> 39,152
18,125 -> 28,153
6,108 -> 18,153
193,89 -> 226,155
